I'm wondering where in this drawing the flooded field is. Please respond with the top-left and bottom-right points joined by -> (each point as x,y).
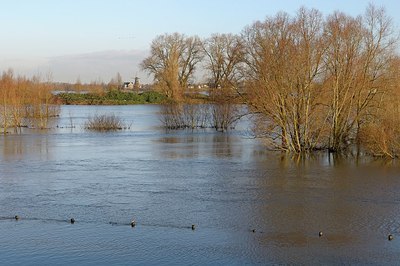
1,105 -> 400,265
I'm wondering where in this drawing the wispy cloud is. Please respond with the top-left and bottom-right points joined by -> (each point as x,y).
46,49 -> 149,83
0,49 -> 150,83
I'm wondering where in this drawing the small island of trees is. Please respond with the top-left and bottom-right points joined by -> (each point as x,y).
141,4 -> 400,157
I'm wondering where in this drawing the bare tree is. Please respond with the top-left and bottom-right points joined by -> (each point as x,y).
355,4 -> 398,135
202,33 -> 244,89
74,77 -> 83,93
0,69 -> 14,134
242,8 -> 326,152
357,55 -> 400,158
0,69 -> 60,133
323,4 -> 397,151
239,4 -> 398,153
141,33 -> 203,101
108,72 -> 123,90
202,33 -> 245,132
323,12 -> 364,151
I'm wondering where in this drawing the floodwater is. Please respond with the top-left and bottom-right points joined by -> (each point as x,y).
1,105 -> 400,265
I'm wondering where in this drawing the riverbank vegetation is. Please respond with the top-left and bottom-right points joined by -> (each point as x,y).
0,69 -> 60,133
58,90 -> 166,105
141,4 -> 400,157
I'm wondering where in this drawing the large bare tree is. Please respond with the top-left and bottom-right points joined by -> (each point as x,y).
323,4 -> 398,151
141,33 -> 203,101
323,12 -> 364,151
202,33 -> 244,89
242,8 -> 326,152
202,33 -> 245,131
240,5 -> 398,153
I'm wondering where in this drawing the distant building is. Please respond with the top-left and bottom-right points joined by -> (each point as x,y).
133,77 -> 141,90
123,82 -> 134,90
122,77 -> 141,91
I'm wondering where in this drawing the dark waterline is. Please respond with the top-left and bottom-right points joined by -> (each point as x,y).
1,105 -> 400,265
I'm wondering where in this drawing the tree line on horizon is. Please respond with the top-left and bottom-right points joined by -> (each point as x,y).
141,4 -> 400,157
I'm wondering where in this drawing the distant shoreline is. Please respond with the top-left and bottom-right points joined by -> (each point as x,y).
56,90 -> 212,105
56,90 -> 166,105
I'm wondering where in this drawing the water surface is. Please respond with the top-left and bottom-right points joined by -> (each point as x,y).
1,105 -> 400,265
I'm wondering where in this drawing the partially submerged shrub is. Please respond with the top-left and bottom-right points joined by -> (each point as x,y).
159,104 -> 210,130
159,103 -> 240,131
84,113 -> 129,131
211,103 -> 240,132
359,114 -> 400,159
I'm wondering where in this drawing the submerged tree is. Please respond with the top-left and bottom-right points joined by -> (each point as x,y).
202,33 -> 244,131
242,8 -> 327,152
323,4 -> 398,151
0,69 -> 60,133
239,4 -> 399,153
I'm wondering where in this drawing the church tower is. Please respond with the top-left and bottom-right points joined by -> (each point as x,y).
134,77 -> 140,92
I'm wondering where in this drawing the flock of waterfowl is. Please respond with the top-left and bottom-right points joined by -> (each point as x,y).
7,215 -> 396,240
10,215 -> 195,230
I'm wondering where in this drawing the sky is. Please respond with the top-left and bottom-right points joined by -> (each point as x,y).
1,0 -> 399,84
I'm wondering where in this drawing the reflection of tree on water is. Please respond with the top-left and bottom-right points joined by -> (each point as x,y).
248,153 -> 400,263
277,152 -> 382,169
2,136 -> 24,159
211,134 -> 234,158
1,135 -> 52,161
153,132 -> 246,160
154,135 -> 200,159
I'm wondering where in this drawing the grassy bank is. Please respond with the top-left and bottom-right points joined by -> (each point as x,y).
57,90 -> 166,105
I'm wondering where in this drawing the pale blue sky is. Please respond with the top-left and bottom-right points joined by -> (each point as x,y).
1,0 -> 399,83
